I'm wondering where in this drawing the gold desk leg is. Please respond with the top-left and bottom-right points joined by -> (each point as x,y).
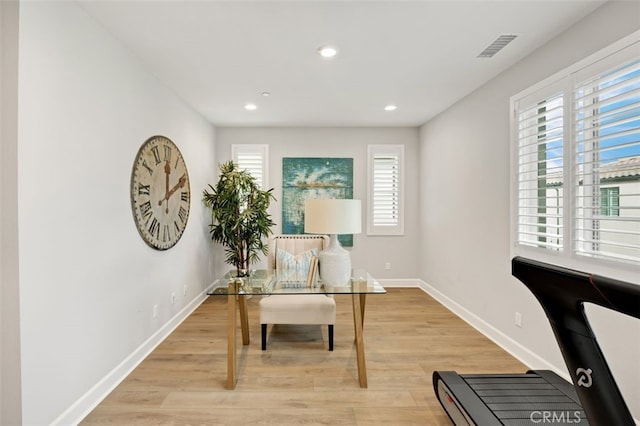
352,293 -> 368,388
239,294 -> 250,345
226,290 -> 237,390
354,293 -> 366,344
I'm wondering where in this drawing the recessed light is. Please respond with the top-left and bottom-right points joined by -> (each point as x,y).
244,103 -> 257,111
261,91 -> 271,97
384,105 -> 397,111
317,45 -> 338,59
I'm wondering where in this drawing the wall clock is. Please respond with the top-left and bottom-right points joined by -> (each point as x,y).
130,135 -> 190,250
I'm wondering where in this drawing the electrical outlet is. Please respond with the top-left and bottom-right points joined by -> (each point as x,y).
385,262 -> 391,270
152,304 -> 159,319
515,312 -> 522,328
171,292 -> 176,305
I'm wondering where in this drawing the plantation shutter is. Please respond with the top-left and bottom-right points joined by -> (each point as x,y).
232,145 -> 268,189
373,155 -> 399,226
515,90 -> 565,251
367,145 -> 404,235
574,57 -> 640,263
512,33 -> 640,271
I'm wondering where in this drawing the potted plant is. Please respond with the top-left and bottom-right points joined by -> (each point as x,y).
203,161 -> 276,277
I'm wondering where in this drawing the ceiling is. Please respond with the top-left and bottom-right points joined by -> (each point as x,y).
77,0 -> 606,127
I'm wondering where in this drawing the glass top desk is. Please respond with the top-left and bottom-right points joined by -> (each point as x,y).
208,269 -> 386,389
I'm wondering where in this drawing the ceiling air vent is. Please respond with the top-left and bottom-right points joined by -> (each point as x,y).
477,34 -> 517,58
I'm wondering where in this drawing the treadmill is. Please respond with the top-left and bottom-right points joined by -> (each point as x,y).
433,256 -> 639,425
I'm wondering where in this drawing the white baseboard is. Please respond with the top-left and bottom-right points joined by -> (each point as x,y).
376,278 -> 420,288
52,287 -> 213,426
415,279 -> 569,381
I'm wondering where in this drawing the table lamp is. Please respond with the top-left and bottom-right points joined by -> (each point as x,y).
304,198 -> 362,285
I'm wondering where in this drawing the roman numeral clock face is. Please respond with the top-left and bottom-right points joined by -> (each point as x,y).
130,136 -> 190,250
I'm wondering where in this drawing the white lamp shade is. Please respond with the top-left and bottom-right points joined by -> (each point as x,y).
304,199 -> 361,235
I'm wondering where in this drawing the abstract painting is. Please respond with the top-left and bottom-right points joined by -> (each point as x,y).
282,157 -> 354,246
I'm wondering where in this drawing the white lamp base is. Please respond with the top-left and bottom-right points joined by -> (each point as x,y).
318,234 -> 351,285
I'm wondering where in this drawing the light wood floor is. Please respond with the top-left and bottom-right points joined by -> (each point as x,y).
81,288 -> 526,425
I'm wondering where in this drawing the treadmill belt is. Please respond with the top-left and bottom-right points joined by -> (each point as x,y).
434,370 -> 588,425
464,373 -> 587,425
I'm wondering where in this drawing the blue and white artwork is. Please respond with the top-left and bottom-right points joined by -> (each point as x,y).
282,157 -> 354,246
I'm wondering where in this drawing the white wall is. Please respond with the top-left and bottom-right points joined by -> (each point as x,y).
419,0 -> 640,420
216,127 -> 419,280
17,2 -> 217,424
1,1 -> 22,424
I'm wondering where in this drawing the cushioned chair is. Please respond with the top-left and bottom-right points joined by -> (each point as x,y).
259,234 -> 336,351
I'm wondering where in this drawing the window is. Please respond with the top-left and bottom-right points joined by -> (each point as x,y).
512,35 -> 640,267
514,90 -> 565,251
600,187 -> 620,216
367,145 -> 404,235
231,144 -> 268,189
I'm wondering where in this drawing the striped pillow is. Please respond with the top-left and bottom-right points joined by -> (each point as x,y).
276,248 -> 318,282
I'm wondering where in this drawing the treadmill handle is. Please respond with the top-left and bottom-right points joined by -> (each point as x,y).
512,256 -> 639,426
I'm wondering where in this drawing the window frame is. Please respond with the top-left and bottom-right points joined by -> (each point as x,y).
231,144 -> 269,190
510,30 -> 640,281
367,144 -> 405,236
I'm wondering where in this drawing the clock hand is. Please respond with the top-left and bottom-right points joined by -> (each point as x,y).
165,174 -> 187,201
164,161 -> 171,196
159,161 -> 172,211
157,174 -> 186,214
